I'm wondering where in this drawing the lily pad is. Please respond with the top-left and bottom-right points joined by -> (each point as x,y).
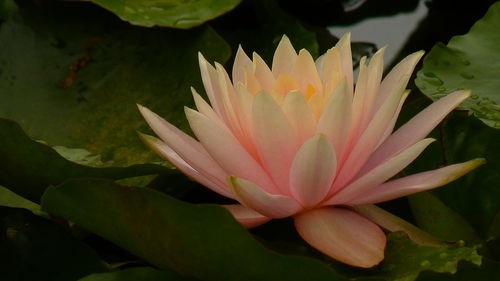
0,1 -> 231,167
87,0 -> 241,29
408,192 -> 482,245
415,1 -> 500,128
0,118 -> 166,203
78,267 -> 194,281
0,206 -> 109,281
41,179 -> 350,281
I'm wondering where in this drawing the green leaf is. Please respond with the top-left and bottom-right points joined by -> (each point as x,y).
78,267 -> 194,281
415,257 -> 500,281
0,0 -> 17,20
415,1 -> 500,128
380,232 -> 481,281
41,179 -> 349,281
0,2 -> 231,167
86,0 -> 241,29
52,146 -> 105,167
409,113 -> 500,238
332,232 -> 481,281
0,185 -> 41,215
408,192 -> 482,245
0,206 -> 109,281
0,118 -> 165,202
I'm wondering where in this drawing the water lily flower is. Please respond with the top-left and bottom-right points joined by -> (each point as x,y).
138,33 -> 484,268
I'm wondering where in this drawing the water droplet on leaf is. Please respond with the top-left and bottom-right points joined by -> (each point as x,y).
460,72 -> 474,79
420,260 -> 431,267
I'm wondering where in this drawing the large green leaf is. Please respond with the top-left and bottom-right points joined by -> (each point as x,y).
0,185 -> 41,215
0,206 -> 109,281
0,1 -> 231,167
408,192 -> 482,245
79,267 -> 194,281
403,111 -> 500,245
415,1 -> 500,128
0,118 -> 165,202
415,257 -> 500,281
376,232 -> 480,281
86,0 -> 241,29
41,179 -> 351,281
327,232 -> 480,281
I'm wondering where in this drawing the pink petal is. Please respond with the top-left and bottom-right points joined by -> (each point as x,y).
352,205 -> 447,247
272,35 -> 297,76
376,89 -> 410,148
327,138 -> 435,205
290,135 -> 337,206
198,53 -> 226,120
364,90 -> 471,172
350,56 -> 369,140
252,92 -> 299,194
316,47 -> 342,96
348,158 -> 485,205
356,48 -> 386,133
185,107 -> 278,194
335,33 -> 354,95
191,87 -> 226,128
292,49 -> 323,95
252,52 -> 275,92
223,204 -> 271,228
376,50 -> 424,109
232,45 -> 253,85
139,133 -> 234,198
294,207 -> 386,268
137,105 -> 228,189
282,91 -> 316,143
316,79 -> 352,161
333,75 -> 410,191
229,177 -> 302,218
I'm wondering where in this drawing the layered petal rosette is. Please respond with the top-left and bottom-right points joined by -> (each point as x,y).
138,34 -> 484,268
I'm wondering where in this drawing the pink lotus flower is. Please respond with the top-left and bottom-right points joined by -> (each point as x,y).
138,34 -> 484,268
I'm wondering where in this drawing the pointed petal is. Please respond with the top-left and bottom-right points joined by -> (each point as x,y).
252,92 -> 299,194
316,80 -> 352,161
232,45 -> 253,85
282,91 -> 316,143
352,205 -> 447,247
333,75 -> 410,190
364,90 -> 471,171
191,87 -> 226,128
198,53 -> 225,118
358,47 -> 386,131
290,135 -> 337,206
376,50 -> 424,109
223,204 -> 271,228
185,107 -> 278,193
376,89 -> 411,148
335,33 -> 354,95
138,105 -> 228,188
327,138 -> 435,205
292,49 -> 323,95
139,133 -> 234,198
229,177 -> 301,218
272,35 -> 297,76
294,208 -> 386,268
350,56 -> 369,139
317,47 -> 342,94
349,158 -> 485,204
253,52 -> 275,92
